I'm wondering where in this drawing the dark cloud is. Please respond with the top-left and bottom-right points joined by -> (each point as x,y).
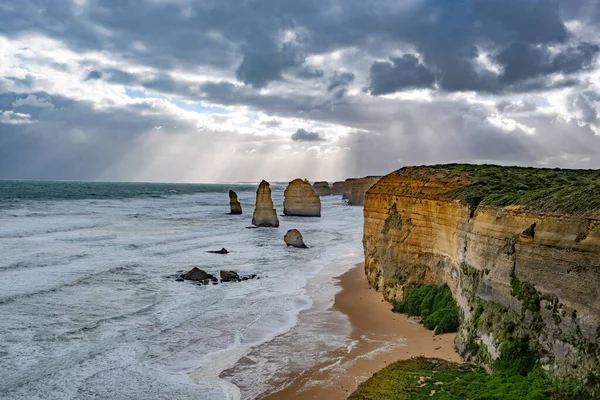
291,128 -> 325,142
295,66 -> 325,79
328,71 -> 355,92
83,70 -> 103,81
368,55 -> 435,95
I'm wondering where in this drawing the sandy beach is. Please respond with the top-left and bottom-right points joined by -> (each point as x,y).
263,262 -> 461,399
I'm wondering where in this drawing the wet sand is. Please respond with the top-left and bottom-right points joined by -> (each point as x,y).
263,263 -> 461,399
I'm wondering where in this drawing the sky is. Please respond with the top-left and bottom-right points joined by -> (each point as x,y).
1,0 -> 600,183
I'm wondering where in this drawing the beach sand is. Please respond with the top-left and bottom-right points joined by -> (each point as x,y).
263,262 -> 461,399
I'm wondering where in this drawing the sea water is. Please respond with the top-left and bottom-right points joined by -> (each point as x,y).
0,181 -> 364,399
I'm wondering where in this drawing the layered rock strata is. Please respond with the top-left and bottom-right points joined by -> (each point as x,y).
313,181 -> 332,196
331,181 -> 345,195
363,166 -> 600,383
229,190 -> 242,214
284,229 -> 308,248
342,178 -> 357,200
251,180 -> 279,227
283,179 -> 321,217
348,176 -> 381,206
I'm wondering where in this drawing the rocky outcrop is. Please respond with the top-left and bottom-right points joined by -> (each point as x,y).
252,180 -> 279,227
363,166 -> 600,384
183,267 -> 218,284
313,181 -> 332,196
284,229 -> 308,248
342,178 -> 357,200
331,181 -> 345,195
348,176 -> 382,206
283,179 -> 321,217
229,190 -> 242,214
207,248 -> 229,254
220,270 -> 240,282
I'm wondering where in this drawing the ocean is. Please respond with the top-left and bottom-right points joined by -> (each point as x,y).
0,181 -> 364,399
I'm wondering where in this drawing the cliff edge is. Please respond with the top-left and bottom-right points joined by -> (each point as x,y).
363,164 -> 600,384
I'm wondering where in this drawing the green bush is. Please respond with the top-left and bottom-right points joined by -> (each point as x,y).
393,285 -> 459,333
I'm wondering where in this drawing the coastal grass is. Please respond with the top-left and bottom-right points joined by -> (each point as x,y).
392,285 -> 459,334
418,164 -> 600,214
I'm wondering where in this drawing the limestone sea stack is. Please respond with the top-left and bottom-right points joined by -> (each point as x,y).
347,176 -> 382,206
331,181 -> 345,195
251,180 -> 279,227
284,229 -> 308,248
283,179 -> 321,217
313,181 -> 332,196
342,178 -> 357,200
229,190 -> 242,214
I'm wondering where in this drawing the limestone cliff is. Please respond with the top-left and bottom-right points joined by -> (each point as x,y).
313,181 -> 332,196
342,178 -> 357,200
332,181 -> 345,195
283,179 -> 321,217
363,165 -> 600,383
252,180 -> 279,227
347,176 -> 382,206
229,190 -> 242,214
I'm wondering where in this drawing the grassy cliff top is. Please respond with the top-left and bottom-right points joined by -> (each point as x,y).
395,164 -> 600,215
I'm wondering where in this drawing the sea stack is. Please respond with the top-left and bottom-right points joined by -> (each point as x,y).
331,181 -> 345,195
348,176 -> 382,206
313,181 -> 332,196
284,229 -> 308,248
283,179 -> 321,217
229,190 -> 242,214
342,178 -> 357,200
251,180 -> 279,227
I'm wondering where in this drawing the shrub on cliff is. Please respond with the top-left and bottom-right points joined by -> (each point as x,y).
393,285 -> 459,333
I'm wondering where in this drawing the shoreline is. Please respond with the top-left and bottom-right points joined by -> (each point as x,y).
263,262 -> 461,399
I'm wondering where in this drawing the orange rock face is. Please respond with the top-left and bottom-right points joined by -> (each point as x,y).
283,179 -> 321,217
331,181 -> 345,195
229,190 -> 242,214
251,180 -> 279,227
363,167 -> 600,381
347,176 -> 381,206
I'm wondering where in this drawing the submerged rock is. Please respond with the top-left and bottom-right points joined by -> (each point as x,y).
312,181 -> 332,196
208,248 -> 229,254
229,190 -> 242,215
252,180 -> 279,227
284,229 -> 308,248
283,178 -> 321,217
220,270 -> 241,282
184,267 -> 217,282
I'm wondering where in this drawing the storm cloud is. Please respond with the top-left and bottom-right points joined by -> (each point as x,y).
0,0 -> 599,181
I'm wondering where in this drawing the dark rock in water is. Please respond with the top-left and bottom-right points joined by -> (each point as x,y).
184,267 -> 217,282
176,277 -> 184,282
284,229 -> 308,248
220,270 -> 240,282
208,248 -> 229,254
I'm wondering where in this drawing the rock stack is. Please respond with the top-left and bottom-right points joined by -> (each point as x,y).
331,181 -> 345,195
284,229 -> 308,248
348,176 -> 382,206
342,178 -> 357,200
251,180 -> 279,227
313,181 -> 332,196
229,190 -> 242,214
283,179 -> 321,217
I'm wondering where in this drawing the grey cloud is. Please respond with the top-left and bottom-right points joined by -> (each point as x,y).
368,55 -> 435,95
291,128 -> 325,142
296,66 -> 325,79
84,70 -> 103,81
328,72 -> 355,92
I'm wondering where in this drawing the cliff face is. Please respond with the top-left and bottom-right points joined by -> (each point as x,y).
229,190 -> 242,214
363,167 -> 600,381
348,176 -> 382,206
283,179 -> 321,217
342,178 -> 357,200
331,181 -> 345,195
252,180 -> 279,227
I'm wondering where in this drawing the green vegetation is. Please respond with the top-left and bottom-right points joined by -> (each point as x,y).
420,164 -> 600,214
393,285 -> 459,334
349,357 -> 557,400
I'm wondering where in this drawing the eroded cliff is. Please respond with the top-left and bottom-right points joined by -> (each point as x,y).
363,165 -> 600,384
